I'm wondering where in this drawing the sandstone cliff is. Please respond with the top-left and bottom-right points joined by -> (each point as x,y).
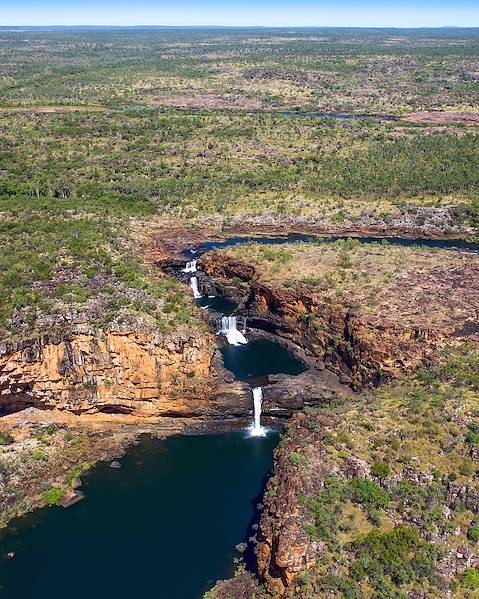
0,327 -> 237,418
199,252 -> 458,388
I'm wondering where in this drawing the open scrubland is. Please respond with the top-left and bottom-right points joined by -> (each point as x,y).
1,27 -> 479,596
0,27 -> 478,344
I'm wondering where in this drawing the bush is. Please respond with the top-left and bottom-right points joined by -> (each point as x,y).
42,487 -> 66,507
322,575 -> 362,599
352,526 -> 437,590
0,433 -> 14,446
349,478 -> 391,510
368,509 -> 383,527
466,425 -> 479,447
371,461 -> 391,481
304,524 -> 318,539
468,523 -> 479,542
289,452 -> 302,464
66,463 -> 91,486
461,568 -> 479,590
32,451 -> 47,462
304,478 -> 346,541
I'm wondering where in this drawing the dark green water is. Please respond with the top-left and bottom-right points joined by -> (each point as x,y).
0,433 -> 278,599
196,295 -> 238,313
221,339 -> 306,382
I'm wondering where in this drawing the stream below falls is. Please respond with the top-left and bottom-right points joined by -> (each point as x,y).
2,232 -> 478,599
0,433 -> 278,599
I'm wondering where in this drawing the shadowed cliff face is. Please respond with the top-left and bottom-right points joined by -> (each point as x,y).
199,252 -> 460,389
0,328 -> 229,418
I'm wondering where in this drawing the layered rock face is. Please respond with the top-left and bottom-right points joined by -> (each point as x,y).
0,328 -> 247,418
200,252 -> 450,388
256,413 -> 328,596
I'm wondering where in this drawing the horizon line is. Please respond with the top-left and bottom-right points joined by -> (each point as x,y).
1,24 -> 479,29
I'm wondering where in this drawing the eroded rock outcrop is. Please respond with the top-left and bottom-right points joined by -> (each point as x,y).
256,412 -> 331,595
200,252 -> 457,388
0,327 -> 249,418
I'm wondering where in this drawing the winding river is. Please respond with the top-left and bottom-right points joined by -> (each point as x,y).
1,232 -> 477,598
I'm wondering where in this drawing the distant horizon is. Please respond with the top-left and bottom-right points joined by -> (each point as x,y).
2,1 -> 479,28
2,24 -> 479,29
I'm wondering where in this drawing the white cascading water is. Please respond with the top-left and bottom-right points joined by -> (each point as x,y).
242,316 -> 247,334
249,387 -> 267,437
219,316 -> 248,346
182,260 -> 197,273
189,276 -> 202,299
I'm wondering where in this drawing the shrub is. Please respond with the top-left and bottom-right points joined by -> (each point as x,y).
461,568 -> 479,590
289,452 -> 302,464
322,575 -> 362,599
304,524 -> 318,539
0,433 -> 14,446
368,509 -> 383,527
466,425 -> 479,447
42,487 -> 66,507
352,526 -> 437,589
468,523 -> 479,542
66,463 -> 91,486
349,478 -> 391,510
371,461 -> 391,481
32,451 -> 47,462
304,478 -> 347,542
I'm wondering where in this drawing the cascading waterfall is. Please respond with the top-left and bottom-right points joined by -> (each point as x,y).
219,316 -> 248,346
242,316 -> 247,334
182,260 -> 197,273
189,276 -> 202,299
249,387 -> 267,437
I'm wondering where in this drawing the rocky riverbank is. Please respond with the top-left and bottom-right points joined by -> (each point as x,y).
198,241 -> 479,389
207,344 -> 479,599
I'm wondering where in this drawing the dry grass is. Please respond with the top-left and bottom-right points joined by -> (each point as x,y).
222,241 -> 479,333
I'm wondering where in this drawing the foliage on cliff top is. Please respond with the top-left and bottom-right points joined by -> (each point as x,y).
0,198 -> 203,343
0,425 -> 132,528
269,344 -> 479,598
1,29 -> 479,340
221,239 -> 479,332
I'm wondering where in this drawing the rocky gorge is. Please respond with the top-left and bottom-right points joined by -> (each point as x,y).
1,227 -> 479,599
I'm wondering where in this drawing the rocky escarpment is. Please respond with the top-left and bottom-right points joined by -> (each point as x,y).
0,326 -> 250,419
199,252 -> 455,388
252,346 -> 479,598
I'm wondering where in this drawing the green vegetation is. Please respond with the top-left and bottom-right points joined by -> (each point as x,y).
0,427 -> 130,528
288,452 -> 302,464
467,522 -> 479,542
352,527 -> 437,596
32,451 -> 47,462
42,487 -> 66,507
0,28 -> 478,341
66,463 -> 91,486
349,479 -> 391,511
0,198 -> 199,339
461,568 -> 479,590
371,461 -> 391,481
269,346 -> 479,598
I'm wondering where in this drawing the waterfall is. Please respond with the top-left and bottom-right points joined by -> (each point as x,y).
219,316 -> 248,346
189,276 -> 202,299
182,260 -> 197,273
249,387 -> 267,437
242,316 -> 247,334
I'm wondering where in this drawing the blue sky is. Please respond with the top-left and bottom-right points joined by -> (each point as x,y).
1,0 -> 479,28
